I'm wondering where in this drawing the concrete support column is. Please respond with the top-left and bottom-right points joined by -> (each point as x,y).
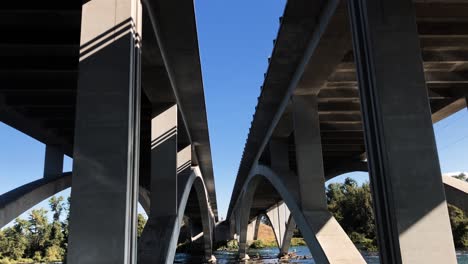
292,95 -> 365,263
67,0 -> 142,262
229,214 -> 237,239
348,1 -> 457,263
192,177 -> 216,263
253,215 -> 261,240
43,145 -> 63,178
246,217 -> 257,242
280,215 -> 296,256
238,180 -> 260,261
139,105 -> 178,264
268,138 -> 298,255
266,202 -> 290,249
269,138 -> 300,202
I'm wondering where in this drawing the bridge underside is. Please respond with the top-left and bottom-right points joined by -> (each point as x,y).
0,0 -> 218,263
229,0 -> 467,263
0,0 -> 217,215
230,1 -> 468,204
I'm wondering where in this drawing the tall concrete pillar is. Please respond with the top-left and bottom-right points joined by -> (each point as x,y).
238,180 -> 260,261
348,1 -> 457,263
253,215 -> 261,240
266,202 -> 290,249
229,214 -> 237,239
269,138 -> 299,202
43,145 -> 63,178
280,215 -> 296,256
292,95 -> 365,263
246,217 -> 257,242
139,105 -> 178,264
67,0 -> 142,262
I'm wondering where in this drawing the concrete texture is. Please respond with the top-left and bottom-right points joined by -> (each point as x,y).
246,216 -> 258,242
149,104 -> 178,217
66,0 -> 142,262
265,202 -> 290,250
139,104 -> 178,263
43,145 -> 64,178
280,215 -> 296,255
349,0 -> 457,262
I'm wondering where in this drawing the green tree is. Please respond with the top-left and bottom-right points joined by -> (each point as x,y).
26,208 -> 50,260
0,218 -> 30,259
49,196 -> 64,223
448,204 -> 468,248
326,178 -> 376,251
137,213 -> 147,238
453,173 -> 468,182
46,196 -> 65,261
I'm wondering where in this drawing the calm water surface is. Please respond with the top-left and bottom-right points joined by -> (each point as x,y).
175,246 -> 468,263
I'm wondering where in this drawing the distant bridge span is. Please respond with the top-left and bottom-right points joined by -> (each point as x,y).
227,0 -> 467,263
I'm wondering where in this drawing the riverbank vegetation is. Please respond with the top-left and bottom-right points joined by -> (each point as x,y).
0,196 -> 147,263
327,176 -> 468,251
0,175 -> 466,262
217,175 -> 467,252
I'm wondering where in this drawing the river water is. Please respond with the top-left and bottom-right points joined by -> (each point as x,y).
175,246 -> 468,263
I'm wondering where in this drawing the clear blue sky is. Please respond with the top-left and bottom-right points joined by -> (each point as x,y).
1,1 -> 467,223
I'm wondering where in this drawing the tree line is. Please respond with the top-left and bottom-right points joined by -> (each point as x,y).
1,174 -> 466,262
0,196 -> 147,263
326,175 -> 468,251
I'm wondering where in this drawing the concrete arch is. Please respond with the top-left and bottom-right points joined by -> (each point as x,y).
237,164 -> 365,263
191,169 -> 216,262
0,172 -> 154,228
138,167 -> 215,263
0,172 -> 72,228
442,175 -> 468,213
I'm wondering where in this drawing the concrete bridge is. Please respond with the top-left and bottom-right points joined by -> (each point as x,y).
0,0 -> 218,263
226,0 -> 468,263
0,0 -> 467,263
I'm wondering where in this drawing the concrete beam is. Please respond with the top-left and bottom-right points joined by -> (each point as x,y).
348,0 -> 457,262
443,175 -> 468,213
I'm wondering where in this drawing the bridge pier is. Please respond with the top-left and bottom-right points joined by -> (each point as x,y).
280,214 -> 296,256
246,215 -> 259,242
138,106 -> 215,263
264,202 -> 292,256
291,94 -> 366,264
43,145 -> 64,179
348,0 -> 457,263
67,0 -> 142,262
138,105 -> 179,264
265,203 -> 288,251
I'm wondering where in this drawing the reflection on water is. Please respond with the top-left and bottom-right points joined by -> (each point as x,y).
174,246 -> 468,263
